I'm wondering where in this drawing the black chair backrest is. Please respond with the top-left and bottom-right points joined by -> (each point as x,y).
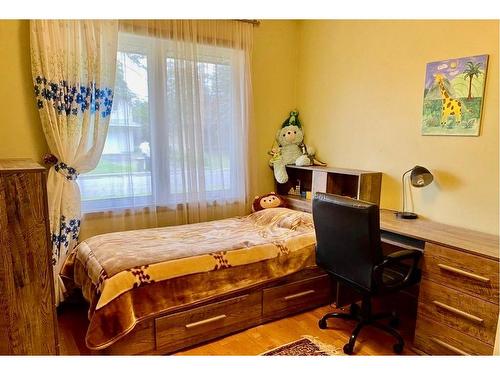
312,193 -> 383,292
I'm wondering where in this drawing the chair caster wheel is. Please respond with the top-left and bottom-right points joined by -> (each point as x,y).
389,317 -> 400,328
393,342 -> 404,354
318,319 -> 327,329
343,343 -> 354,355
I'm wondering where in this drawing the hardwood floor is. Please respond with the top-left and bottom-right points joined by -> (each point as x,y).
57,299 -> 418,356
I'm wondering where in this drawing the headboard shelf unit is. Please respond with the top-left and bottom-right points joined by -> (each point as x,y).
276,165 -> 382,212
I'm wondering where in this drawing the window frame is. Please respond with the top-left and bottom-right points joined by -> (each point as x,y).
80,32 -> 245,213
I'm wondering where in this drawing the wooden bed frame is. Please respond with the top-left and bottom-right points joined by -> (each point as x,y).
96,266 -> 333,355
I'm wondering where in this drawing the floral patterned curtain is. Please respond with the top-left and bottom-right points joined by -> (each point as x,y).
30,20 -> 118,305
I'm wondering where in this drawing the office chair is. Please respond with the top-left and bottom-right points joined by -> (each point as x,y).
312,193 -> 422,355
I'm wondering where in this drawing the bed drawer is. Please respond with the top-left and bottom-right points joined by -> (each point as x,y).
414,315 -> 493,355
155,292 -> 262,353
422,243 -> 499,303
417,279 -> 499,345
262,274 -> 331,320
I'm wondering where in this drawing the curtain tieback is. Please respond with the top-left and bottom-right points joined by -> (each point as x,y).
54,162 -> 79,181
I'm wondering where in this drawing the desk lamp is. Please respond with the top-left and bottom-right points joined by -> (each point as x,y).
396,165 -> 433,219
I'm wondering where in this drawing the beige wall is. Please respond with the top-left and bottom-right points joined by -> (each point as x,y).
296,20 -> 499,235
0,20 -> 47,161
252,20 -> 299,195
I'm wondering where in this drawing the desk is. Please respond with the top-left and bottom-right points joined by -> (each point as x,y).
380,209 -> 499,260
282,190 -> 499,354
379,209 -> 499,355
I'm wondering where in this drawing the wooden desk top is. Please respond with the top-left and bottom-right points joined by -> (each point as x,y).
380,209 -> 499,261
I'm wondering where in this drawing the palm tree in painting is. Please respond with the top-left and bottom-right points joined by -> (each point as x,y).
463,61 -> 483,100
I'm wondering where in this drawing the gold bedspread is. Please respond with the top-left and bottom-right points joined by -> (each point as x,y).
61,208 -> 317,350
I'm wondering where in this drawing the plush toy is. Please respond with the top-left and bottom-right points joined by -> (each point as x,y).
252,192 -> 286,212
269,110 -> 317,184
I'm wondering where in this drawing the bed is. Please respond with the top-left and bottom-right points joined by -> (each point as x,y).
61,207 -> 332,354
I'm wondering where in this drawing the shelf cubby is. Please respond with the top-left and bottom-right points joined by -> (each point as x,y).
275,165 -> 382,212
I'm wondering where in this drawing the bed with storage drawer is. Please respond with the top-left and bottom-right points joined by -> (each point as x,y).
61,207 -> 332,355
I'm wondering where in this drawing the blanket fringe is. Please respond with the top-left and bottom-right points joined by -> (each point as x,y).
260,336 -> 340,355
301,335 -> 340,355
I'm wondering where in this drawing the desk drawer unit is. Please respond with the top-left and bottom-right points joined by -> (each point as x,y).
263,274 -> 331,320
415,316 -> 493,355
417,279 -> 498,345
422,243 -> 499,303
414,242 -> 499,355
155,292 -> 261,352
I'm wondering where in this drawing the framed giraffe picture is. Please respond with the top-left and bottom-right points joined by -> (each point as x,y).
421,54 -> 489,136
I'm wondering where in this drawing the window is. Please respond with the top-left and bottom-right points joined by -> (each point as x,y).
79,33 -> 246,212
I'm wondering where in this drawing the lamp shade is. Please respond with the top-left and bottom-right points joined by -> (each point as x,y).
410,165 -> 433,188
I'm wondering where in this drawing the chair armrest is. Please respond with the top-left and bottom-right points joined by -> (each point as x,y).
373,249 -> 422,292
385,249 -> 422,261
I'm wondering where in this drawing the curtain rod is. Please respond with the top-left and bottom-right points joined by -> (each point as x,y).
235,19 -> 260,26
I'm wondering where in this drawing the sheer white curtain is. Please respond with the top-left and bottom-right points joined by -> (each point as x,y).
30,20 -> 118,304
79,20 -> 254,239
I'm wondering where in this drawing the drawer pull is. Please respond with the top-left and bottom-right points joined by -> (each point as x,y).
432,301 -> 484,324
437,264 -> 490,283
430,337 -> 470,356
284,289 -> 315,301
185,314 -> 227,329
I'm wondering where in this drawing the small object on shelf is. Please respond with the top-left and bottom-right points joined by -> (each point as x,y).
288,187 -> 299,196
313,159 -> 327,166
305,191 -> 312,200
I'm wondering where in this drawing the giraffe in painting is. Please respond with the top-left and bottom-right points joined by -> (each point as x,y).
434,73 -> 462,126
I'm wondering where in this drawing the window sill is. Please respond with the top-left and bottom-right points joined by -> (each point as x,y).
82,199 -> 246,219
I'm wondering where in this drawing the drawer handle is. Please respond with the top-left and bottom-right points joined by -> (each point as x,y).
185,314 -> 227,329
284,289 -> 315,301
430,337 -> 470,356
437,264 -> 490,283
432,300 -> 484,324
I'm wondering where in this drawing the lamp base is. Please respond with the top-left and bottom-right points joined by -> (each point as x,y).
395,211 -> 418,220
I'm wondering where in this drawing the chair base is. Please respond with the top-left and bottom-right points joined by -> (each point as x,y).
319,297 -> 404,355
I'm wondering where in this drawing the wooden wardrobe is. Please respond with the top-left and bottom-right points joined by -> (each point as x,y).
0,159 -> 59,354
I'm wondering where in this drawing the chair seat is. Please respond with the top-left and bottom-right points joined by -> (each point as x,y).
381,262 -> 420,286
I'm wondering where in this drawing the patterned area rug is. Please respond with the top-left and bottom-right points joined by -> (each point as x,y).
261,336 -> 339,356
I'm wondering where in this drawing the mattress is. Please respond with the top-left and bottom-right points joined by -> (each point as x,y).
61,207 -> 317,349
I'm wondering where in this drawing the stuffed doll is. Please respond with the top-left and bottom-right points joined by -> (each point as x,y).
269,110 -> 315,184
252,192 -> 286,212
